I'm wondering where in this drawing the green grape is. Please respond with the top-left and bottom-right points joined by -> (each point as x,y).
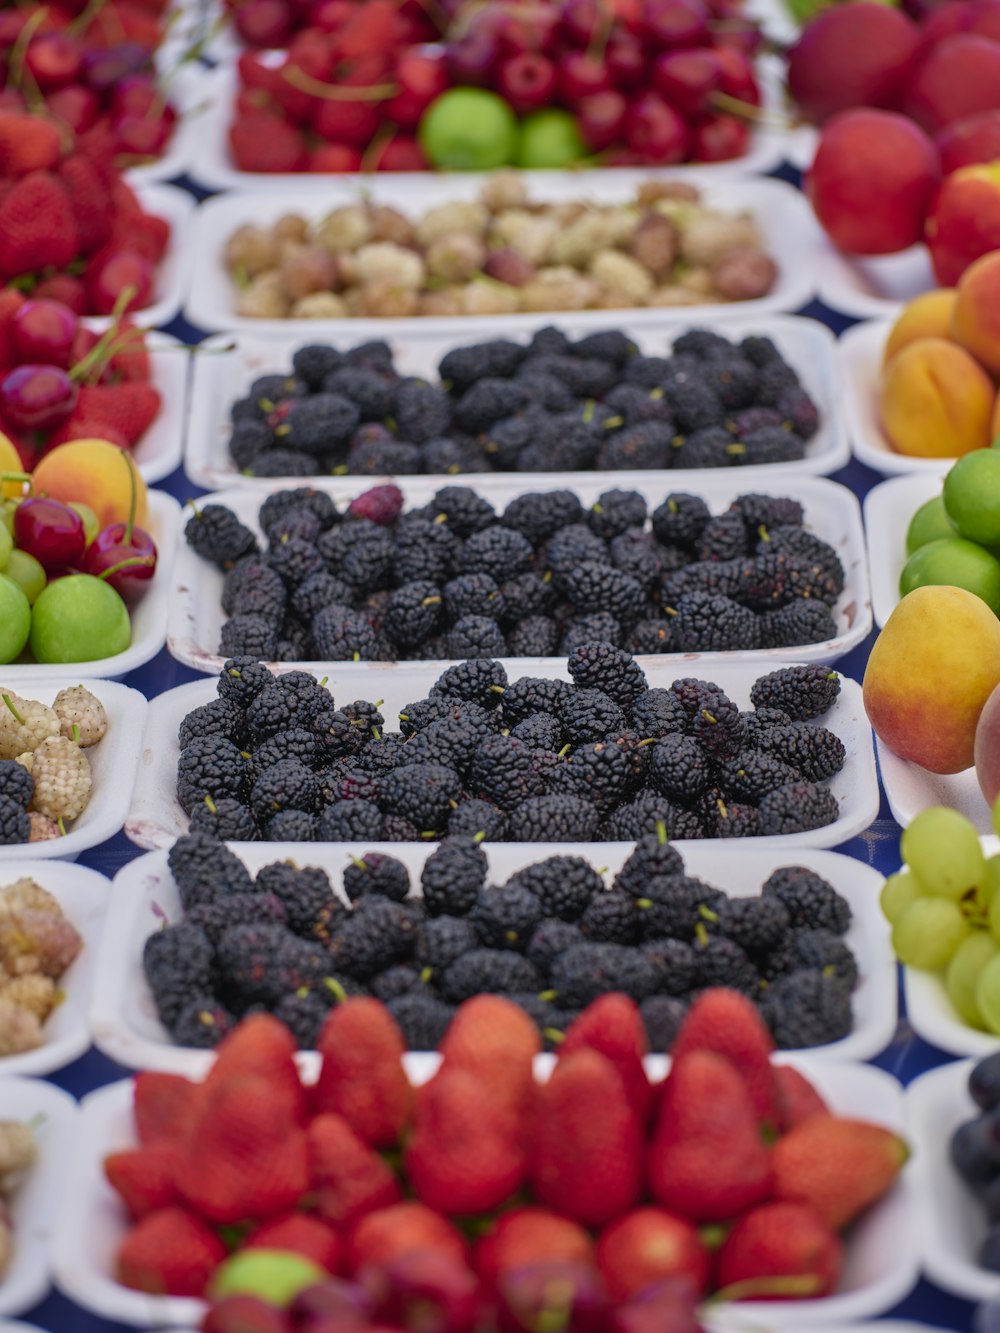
880,869 -> 922,924
946,931 -> 998,1028
892,897 -> 971,969
900,807 -> 986,903
976,954 -> 1000,1034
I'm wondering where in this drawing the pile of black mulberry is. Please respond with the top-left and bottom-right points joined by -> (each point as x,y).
186,484 -> 844,663
144,830 -> 857,1054
175,653 -> 847,843
225,326 -> 820,479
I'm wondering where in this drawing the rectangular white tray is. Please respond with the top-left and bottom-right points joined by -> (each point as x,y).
183,173 -> 823,336
91,841 -> 895,1073
9,489 -> 183,681
131,333 -> 190,485
184,312 -> 848,490
863,472 -> 944,629
50,1058 -> 917,1329
0,677 -> 147,862
167,473 -> 870,675
0,860 -> 109,1077
125,660 -> 879,852
840,321 -> 962,478
876,734 -> 992,837
817,244 -> 933,322
0,1078 -> 79,1318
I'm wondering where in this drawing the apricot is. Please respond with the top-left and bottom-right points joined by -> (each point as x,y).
787,4 -> 921,125
883,289 -> 958,364
807,109 -> 940,255
927,165 -> 1000,286
879,336 -> 996,458
950,250 -> 1000,376
864,585 -> 1000,774
904,34 -> 1000,135
935,110 -> 1000,175
31,439 -> 147,530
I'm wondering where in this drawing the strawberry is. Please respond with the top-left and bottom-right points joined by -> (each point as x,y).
132,1071 -> 201,1147
45,415 -> 130,449
57,382 -> 161,447
104,1143 -> 181,1219
529,1048 -> 643,1228
596,1207 -> 711,1302
0,113 -> 64,177
329,0 -> 400,61
669,988 -> 782,1132
438,994 -> 540,1139
314,998 -> 412,1149
774,1064 -> 829,1131
771,1114 -> 908,1229
105,320 -> 151,383
405,1067 -> 526,1217
56,154 -> 113,256
177,1074 -> 309,1225
245,1212 -> 342,1274
0,171 -> 77,280
0,289 -> 25,370
228,111 -> 307,173
306,1112 -> 402,1228
475,1208 -> 594,1294
31,274 -> 86,314
715,1201 -> 843,1300
114,213 -> 170,264
646,1049 -> 772,1223
558,993 -> 652,1127
116,1206 -> 227,1297
204,1012 -> 308,1125
346,1202 -> 469,1278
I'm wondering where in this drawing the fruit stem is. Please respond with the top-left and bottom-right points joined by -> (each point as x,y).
281,65 -> 399,101
710,90 -> 794,129
585,0 -> 614,62
8,8 -> 49,110
69,0 -> 111,37
1,694 -> 25,726
68,289 -> 141,384
708,1274 -> 825,1302
360,119 -> 399,173
95,554 -> 155,580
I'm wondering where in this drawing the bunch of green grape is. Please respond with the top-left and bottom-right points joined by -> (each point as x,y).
882,802 -> 1000,1031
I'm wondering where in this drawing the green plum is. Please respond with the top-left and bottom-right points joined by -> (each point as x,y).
30,574 -> 131,663
68,501 -> 100,546
899,536 -> 1000,613
516,109 -> 587,169
4,549 -> 46,606
905,495 -> 957,555
208,1250 -> 327,1306
0,574 -> 30,664
419,89 -> 518,171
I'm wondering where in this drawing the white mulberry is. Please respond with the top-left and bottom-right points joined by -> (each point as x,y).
354,243 -> 425,290
52,686 -> 107,748
0,694 -> 60,760
27,736 -> 92,823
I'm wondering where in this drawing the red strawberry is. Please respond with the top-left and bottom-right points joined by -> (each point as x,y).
646,1049 -> 772,1223
0,289 -> 25,370
775,1064 -> 829,1131
475,1208 -> 594,1294
45,415 -> 130,449
558,993 -> 652,1126
529,1048 -> 643,1228
132,1071 -> 201,1147
205,1012 -> 308,1124
715,1201 -> 843,1300
75,125 -> 119,201
346,1202 -> 469,1278
116,1206 -> 227,1297
596,1207 -> 711,1302
405,1067 -> 526,1217
0,171 -> 77,279
245,1212 -> 342,1274
669,988 -> 782,1132
330,0 -> 400,61
31,273 -> 86,313
771,1114 -> 908,1229
228,111 -> 307,173
113,212 -> 170,264
58,382 -> 161,447
314,998 -> 412,1148
438,994 -> 540,1140
0,113 -> 64,177
104,1143 -> 181,1219
105,320 -> 151,383
56,154 -> 113,255
306,1112 -> 402,1228
177,1074 -> 309,1225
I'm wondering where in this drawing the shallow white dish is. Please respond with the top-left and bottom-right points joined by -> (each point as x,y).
0,1078 -> 79,1318
863,472 -> 945,629
92,841 -> 894,1072
0,860 -> 109,1076
0,677 -> 147,862
184,312 -> 847,490
840,321 -> 965,478
817,244 -> 934,322
905,1057 -> 1000,1301
0,1321 -> 50,1333
183,173 -> 823,336
50,1057 -> 916,1328
7,489 -> 183,680
132,333 -> 190,484
167,473 -> 870,675
876,737 -> 991,836
125,661 -> 879,851
123,64 -> 210,189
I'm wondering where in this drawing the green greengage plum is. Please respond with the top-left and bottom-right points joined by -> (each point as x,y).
905,495 -> 958,555
0,522 -> 10,572
209,1251 -> 327,1307
29,574 -> 131,663
0,573 -> 30,663
943,450 -> 1000,548
899,537 -> 1000,614
516,109 -> 588,168
419,89 -> 519,170
4,549 -> 46,606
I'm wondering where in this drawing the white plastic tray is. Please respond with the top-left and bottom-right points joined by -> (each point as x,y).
0,860 -> 109,1076
7,489 -> 183,680
0,1321 -> 49,1333
132,333 -> 190,484
92,841 -> 894,1072
905,1057 -> 1000,1301
817,244 -> 934,322
50,1057 -> 917,1329
876,736 -> 993,837
863,473 -> 946,629
122,64 -> 210,190
167,473 -> 870,676
0,677 -> 147,862
840,321 -> 965,478
183,173 -> 823,336
125,661 -> 879,852
0,1078 -> 79,1318
184,312 -> 848,490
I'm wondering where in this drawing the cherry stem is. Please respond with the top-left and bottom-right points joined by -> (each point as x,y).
708,1274 -> 824,1304
586,0 -> 614,62
710,90 -> 793,128
69,287 -> 140,385
281,64 -> 399,100
69,0 -> 110,37
360,119 -> 398,173
9,8 -> 49,107
96,555 -> 154,580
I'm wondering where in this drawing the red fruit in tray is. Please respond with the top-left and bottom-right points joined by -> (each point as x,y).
446,9 -> 503,83
362,1250 -> 479,1333
715,1201 -> 843,1299
84,250 -> 155,316
771,1114 -> 908,1229
670,988 -> 781,1130
57,155 -> 113,256
626,93 -> 691,163
926,164 -> 1000,283
967,0 -> 1000,41
330,0 -> 400,61
808,108 -> 941,254
787,2 -> 921,124
32,274 -> 86,314
775,1064 -> 829,1130
607,32 -> 647,83
59,381 -> 161,445
439,994 -> 540,1141
12,298 -> 76,368
692,114 -> 750,161
497,1 -> 560,56
497,51 -> 558,115
559,50 -> 615,103
310,97 -> 381,148
114,110 -> 175,161
476,1208 -> 595,1294
84,522 -> 158,602
116,1206 -> 228,1297
24,31 -> 83,90
104,1142 -> 181,1219
307,142 -> 363,171
376,134 -> 429,171
346,1203 -> 470,1278
14,495 -> 87,570
203,1296 -> 292,1333
0,113 -> 65,177
0,365 -> 77,433
596,1208 -> 711,1301
642,0 -> 710,49
0,290 -> 25,370
245,1213 -> 343,1273
229,110 -> 307,171
291,1279 -> 373,1327
653,48 -> 720,116
384,49 -> 449,128
936,109 -> 1000,172
612,1278 -> 705,1333
307,1112 -> 402,1228
578,89 -> 629,150
237,48 -> 280,94
46,84 -> 101,134
562,0 -> 614,45
558,993 -> 652,1127
714,46 -> 762,104
904,33 -> 1000,134
235,0 -> 295,46
0,171 -> 77,279
207,1012 -> 307,1122
495,1261 -> 611,1333
133,1070 -> 202,1147
309,0 -> 354,31
82,42 -> 153,92
314,998 -> 412,1148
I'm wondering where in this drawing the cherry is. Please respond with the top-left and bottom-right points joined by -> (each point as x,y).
560,0 -> 613,46
113,111 -> 174,160
12,300 -> 78,369
653,48 -> 721,116
374,134 -> 429,171
711,16 -> 763,53
24,32 -> 83,91
46,83 -> 100,133
497,2 -> 560,56
691,111 -> 750,160
446,9 -> 503,83
234,0 -> 295,46
0,365 -> 78,432
559,50 -> 615,103
0,89 -> 25,114
14,496 -> 86,573
626,92 -> 692,162
83,523 -> 157,603
577,88 -> 629,149
309,0 -> 353,31
310,96 -> 381,148
84,252 -> 154,317
713,46 -> 761,104
82,43 -> 153,92
383,50 -> 450,129
642,0 -> 710,49
498,52 -> 559,114
110,73 -> 164,119
607,32 -> 647,83
307,141 -> 363,170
